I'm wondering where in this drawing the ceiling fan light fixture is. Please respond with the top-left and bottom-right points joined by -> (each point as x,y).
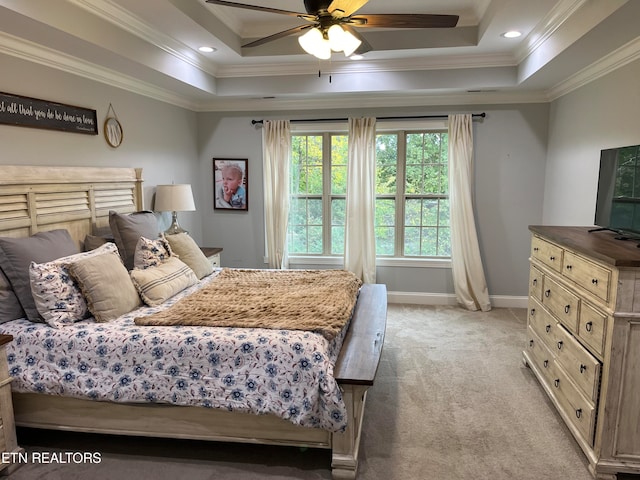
327,24 -> 346,52
341,29 -> 362,57
298,27 -> 331,59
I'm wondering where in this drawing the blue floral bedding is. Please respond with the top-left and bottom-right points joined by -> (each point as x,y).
1,271 -> 349,432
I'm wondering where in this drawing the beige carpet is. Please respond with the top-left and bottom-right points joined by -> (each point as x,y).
8,304 -> 637,480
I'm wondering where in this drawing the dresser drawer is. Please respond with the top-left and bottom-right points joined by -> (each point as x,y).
552,323 -> 601,403
548,361 -> 596,446
529,266 -> 543,302
526,327 -> 555,381
562,250 -> 611,303
579,303 -> 607,359
542,276 -> 580,333
528,298 -> 558,352
532,236 -> 563,273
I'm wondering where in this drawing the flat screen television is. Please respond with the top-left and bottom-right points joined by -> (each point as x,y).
594,144 -> 640,238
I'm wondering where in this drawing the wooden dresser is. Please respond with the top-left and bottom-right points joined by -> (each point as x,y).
524,226 -> 640,480
0,334 -> 23,475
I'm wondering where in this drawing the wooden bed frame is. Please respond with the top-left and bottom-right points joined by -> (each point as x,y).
0,165 -> 387,479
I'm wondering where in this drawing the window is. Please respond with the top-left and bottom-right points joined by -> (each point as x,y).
287,125 -> 450,258
289,133 -> 348,255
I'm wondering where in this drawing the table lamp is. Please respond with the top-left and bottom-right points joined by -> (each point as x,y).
154,184 -> 196,235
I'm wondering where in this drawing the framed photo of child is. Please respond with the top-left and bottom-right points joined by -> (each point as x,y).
213,158 -> 248,210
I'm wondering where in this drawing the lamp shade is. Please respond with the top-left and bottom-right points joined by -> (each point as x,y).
298,27 -> 331,60
154,184 -> 196,212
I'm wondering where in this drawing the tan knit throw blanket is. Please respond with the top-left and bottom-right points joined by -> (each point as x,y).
134,269 -> 363,340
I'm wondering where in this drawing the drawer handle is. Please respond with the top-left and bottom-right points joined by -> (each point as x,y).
580,364 -> 587,374
545,289 -> 551,298
545,324 -> 551,333
592,278 -> 598,285
532,278 -> 537,286
557,341 -> 563,350
543,360 -> 549,368
533,247 -> 539,252
530,308 -> 536,317
554,379 -> 560,388
564,304 -> 571,314
550,256 -> 556,261
585,321 -> 593,332
529,339 -> 534,347
576,409 -> 582,419
566,264 -> 572,271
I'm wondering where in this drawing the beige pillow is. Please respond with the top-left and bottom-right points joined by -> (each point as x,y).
164,233 -> 213,279
69,249 -> 142,322
130,256 -> 198,306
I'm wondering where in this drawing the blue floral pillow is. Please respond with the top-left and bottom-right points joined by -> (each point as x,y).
29,242 -> 119,328
133,236 -> 173,269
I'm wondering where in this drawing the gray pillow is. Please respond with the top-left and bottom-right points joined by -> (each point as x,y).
0,229 -> 79,322
0,268 -> 25,323
83,234 -> 114,251
109,211 -> 159,270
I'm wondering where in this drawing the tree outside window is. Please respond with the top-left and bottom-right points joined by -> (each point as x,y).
287,128 -> 450,258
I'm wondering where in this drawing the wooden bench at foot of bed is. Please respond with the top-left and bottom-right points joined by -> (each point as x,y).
12,283 -> 387,480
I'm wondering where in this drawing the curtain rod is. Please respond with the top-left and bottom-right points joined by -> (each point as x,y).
251,112 -> 485,125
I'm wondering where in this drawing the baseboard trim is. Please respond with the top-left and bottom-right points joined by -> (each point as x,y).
387,291 -> 528,309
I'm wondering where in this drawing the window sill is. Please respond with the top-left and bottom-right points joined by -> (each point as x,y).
284,256 -> 451,269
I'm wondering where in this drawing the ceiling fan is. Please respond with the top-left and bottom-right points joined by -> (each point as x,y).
205,0 -> 459,59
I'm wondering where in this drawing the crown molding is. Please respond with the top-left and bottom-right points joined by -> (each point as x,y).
215,53 -> 516,78
68,0 -> 219,77
0,31 -> 197,111
547,35 -> 640,101
514,0 -> 587,64
195,90 -> 551,113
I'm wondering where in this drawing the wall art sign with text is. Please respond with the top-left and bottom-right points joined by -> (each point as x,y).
0,92 -> 98,135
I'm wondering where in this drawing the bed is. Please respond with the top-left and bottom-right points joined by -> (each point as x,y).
0,165 -> 386,479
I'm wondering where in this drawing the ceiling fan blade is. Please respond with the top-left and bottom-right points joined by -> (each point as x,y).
328,0 -> 369,18
242,24 -> 312,48
341,24 -> 372,55
351,14 -> 459,29
206,0 -> 304,18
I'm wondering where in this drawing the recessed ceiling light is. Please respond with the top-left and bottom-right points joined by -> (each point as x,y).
501,31 -> 522,38
198,46 -> 216,53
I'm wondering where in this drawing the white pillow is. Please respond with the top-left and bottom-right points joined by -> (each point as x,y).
29,243 -> 118,328
133,236 -> 173,269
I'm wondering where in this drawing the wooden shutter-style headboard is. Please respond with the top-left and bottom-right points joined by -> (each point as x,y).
0,166 -> 143,248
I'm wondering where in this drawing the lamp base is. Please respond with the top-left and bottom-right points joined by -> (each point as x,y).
164,211 -> 188,236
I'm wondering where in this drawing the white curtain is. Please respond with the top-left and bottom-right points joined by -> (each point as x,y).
448,114 -> 491,311
344,117 -> 377,283
262,120 -> 291,269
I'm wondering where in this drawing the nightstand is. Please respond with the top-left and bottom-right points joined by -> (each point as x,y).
200,247 -> 223,267
0,334 -> 23,475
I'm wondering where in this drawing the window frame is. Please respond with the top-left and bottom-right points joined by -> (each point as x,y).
286,120 -> 451,266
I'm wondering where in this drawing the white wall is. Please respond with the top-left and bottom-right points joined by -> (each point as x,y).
544,58 -> 640,225
197,104 -> 549,298
0,54 -> 202,240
